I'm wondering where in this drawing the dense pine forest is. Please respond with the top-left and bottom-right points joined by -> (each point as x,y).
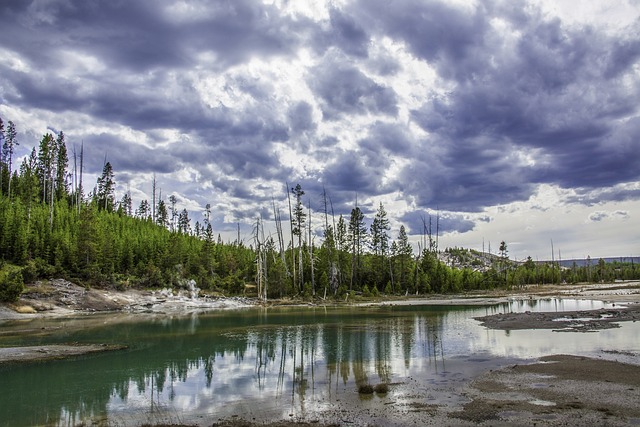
1,117 -> 639,302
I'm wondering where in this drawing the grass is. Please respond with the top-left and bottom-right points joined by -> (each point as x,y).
11,304 -> 36,314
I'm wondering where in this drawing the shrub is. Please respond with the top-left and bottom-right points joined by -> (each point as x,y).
21,258 -> 55,283
384,282 -> 392,295
0,269 -> 25,302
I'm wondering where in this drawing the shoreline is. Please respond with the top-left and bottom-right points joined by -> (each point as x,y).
2,280 -> 640,425
2,279 -> 639,322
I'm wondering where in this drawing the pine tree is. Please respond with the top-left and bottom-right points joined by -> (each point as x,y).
335,214 -> 348,289
3,121 -> 18,198
370,202 -> 390,289
156,199 -> 168,228
169,195 -> 178,232
96,162 -> 115,212
54,131 -> 68,201
178,208 -> 191,234
136,199 -> 150,219
0,117 -> 4,195
396,225 -> 413,292
120,192 -> 133,216
291,184 -> 306,291
348,205 -> 366,290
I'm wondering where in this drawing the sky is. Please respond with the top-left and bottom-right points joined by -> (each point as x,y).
1,0 -> 639,261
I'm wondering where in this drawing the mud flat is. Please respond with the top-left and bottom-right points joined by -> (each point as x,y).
475,303 -> 640,332
0,344 -> 127,364
454,354 -> 640,426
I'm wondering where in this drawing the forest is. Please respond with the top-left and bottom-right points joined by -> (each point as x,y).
1,116 -> 639,302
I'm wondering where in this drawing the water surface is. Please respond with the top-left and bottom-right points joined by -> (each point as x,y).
1,298 -> 636,426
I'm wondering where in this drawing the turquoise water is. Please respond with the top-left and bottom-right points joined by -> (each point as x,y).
0,298 -> 636,426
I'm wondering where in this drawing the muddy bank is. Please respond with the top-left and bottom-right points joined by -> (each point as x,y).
454,354 -> 640,426
0,344 -> 127,365
475,303 -> 640,332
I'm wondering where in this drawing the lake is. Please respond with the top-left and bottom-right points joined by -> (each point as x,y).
1,298 -> 637,426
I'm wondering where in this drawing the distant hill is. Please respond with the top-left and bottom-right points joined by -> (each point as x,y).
554,257 -> 640,268
441,248 -> 639,271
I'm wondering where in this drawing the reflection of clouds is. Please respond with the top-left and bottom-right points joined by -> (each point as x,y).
103,301 -> 639,423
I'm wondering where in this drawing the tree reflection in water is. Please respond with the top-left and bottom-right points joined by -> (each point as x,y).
0,305 -> 478,426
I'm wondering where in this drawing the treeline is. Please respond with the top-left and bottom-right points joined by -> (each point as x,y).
445,248 -> 640,289
1,116 -> 639,302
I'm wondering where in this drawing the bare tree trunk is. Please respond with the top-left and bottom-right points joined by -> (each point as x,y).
286,182 -> 296,291
152,174 -> 157,223
78,142 -> 83,213
72,145 -> 77,207
272,197 -> 289,279
329,196 -> 340,293
308,201 -> 315,296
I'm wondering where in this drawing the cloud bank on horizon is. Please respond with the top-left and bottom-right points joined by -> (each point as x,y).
1,0 -> 639,259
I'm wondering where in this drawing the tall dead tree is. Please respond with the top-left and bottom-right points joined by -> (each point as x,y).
286,182 -> 296,290
308,200 -> 315,296
152,174 -> 157,223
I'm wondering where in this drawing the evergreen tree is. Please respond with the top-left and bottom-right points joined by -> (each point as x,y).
156,199 -> 168,228
335,214 -> 348,289
54,131 -> 68,201
18,148 -> 39,206
370,202 -> 390,289
348,206 -> 366,290
169,195 -> 178,231
3,121 -> 18,197
96,162 -> 115,212
0,117 -> 4,195
178,208 -> 191,234
136,199 -> 150,219
36,133 -> 55,203
291,184 -> 306,291
120,192 -> 133,216
396,225 -> 413,292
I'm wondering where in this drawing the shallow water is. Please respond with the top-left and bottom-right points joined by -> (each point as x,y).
0,298 -> 637,426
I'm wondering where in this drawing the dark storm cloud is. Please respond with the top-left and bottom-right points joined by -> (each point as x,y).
346,0 -> 640,211
310,7 -> 370,58
1,69 -> 218,133
301,123 -> 415,214
319,153 -> 378,193
400,210 -> 477,235
287,101 -> 316,133
0,0 -> 301,72
359,122 -> 413,157
353,0 -> 488,80
308,58 -> 399,120
2,0 -> 640,241
84,133 -> 178,176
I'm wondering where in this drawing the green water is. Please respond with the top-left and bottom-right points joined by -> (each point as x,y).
0,299 -> 636,426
